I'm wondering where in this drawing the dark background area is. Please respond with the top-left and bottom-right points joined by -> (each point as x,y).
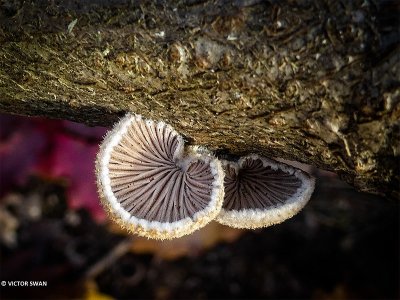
0,113 -> 399,299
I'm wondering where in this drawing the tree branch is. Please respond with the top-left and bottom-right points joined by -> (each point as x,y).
0,0 -> 399,199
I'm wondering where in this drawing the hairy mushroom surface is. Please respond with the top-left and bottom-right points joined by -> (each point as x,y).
216,154 -> 315,229
96,114 -> 224,239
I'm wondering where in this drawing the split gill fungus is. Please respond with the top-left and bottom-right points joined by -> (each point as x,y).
96,114 -> 224,239
216,154 -> 315,229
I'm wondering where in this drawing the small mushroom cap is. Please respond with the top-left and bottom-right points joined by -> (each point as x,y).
96,114 -> 224,239
216,154 -> 315,229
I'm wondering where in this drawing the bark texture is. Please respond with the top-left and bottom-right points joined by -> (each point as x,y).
0,0 -> 399,199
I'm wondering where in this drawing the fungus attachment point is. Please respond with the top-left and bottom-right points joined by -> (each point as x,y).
216,154 -> 315,229
96,114 -> 224,239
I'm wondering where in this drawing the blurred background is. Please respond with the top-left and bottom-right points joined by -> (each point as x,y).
0,113 -> 398,299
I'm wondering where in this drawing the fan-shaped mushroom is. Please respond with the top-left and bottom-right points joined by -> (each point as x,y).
216,154 -> 315,229
96,114 -> 224,239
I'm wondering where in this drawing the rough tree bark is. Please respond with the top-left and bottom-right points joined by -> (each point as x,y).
0,0 -> 399,199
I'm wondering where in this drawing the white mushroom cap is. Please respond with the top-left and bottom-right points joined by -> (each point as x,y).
216,154 -> 315,229
96,114 -> 224,239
